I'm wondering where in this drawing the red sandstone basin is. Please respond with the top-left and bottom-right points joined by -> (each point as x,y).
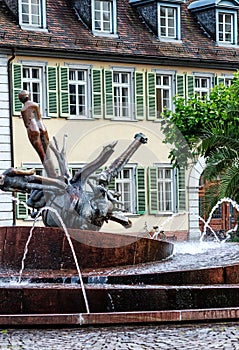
0,226 -> 174,270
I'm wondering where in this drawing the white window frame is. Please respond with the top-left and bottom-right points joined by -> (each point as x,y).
193,73 -> 213,99
92,0 -> 118,37
154,70 -> 175,116
224,76 -> 233,86
20,60 -> 47,117
112,67 -> 134,120
157,164 -> 176,214
216,9 -> 237,45
114,165 -> 136,214
66,64 -> 92,120
65,63 -> 92,119
158,2 -> 181,41
18,0 -> 47,31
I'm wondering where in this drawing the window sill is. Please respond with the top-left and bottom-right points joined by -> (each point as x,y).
20,25 -> 48,33
158,38 -> 182,44
216,42 -> 239,48
154,212 -> 175,217
125,213 -> 141,218
67,116 -> 93,120
92,31 -> 119,38
111,117 -> 136,122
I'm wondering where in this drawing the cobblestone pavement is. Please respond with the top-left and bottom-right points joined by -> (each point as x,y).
0,322 -> 239,349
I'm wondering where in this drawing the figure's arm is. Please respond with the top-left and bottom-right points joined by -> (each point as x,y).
0,169 -> 67,193
33,102 -> 43,121
70,141 -> 117,187
4,168 -> 35,177
97,133 -> 147,186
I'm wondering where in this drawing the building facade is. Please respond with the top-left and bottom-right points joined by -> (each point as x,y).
0,0 -> 239,239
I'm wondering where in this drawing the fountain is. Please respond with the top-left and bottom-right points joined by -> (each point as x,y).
0,92 -> 239,326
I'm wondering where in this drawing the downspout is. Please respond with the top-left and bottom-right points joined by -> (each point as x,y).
7,48 -> 16,225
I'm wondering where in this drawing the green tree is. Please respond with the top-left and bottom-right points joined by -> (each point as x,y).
161,80 -> 237,167
161,72 -> 239,212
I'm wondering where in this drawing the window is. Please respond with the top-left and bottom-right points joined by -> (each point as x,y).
149,165 -> 185,214
12,62 -> 49,117
217,10 -> 237,45
158,3 -> 181,41
113,71 -> 132,119
69,69 -> 89,117
115,167 -> 135,213
92,0 -> 117,36
194,76 -> 211,99
225,78 -> 233,87
216,75 -> 233,87
22,66 -> 42,107
19,0 -> 47,30
158,167 -> 174,212
156,73 -> 173,116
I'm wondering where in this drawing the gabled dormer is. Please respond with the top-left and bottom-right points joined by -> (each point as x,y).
188,0 -> 239,46
130,0 -> 185,42
3,0 -> 47,31
72,0 -> 118,37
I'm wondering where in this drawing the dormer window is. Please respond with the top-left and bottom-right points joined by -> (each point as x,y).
217,10 -> 237,44
19,0 -> 47,30
188,0 -> 239,46
158,3 -> 181,40
92,0 -> 117,36
130,0 -> 183,42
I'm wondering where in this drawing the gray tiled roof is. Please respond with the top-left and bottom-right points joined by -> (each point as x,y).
0,0 -> 239,68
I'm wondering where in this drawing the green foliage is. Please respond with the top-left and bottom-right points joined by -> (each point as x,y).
160,74 -> 239,168
161,72 -> 239,214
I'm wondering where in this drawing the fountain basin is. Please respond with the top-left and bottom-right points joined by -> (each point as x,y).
1,226 -> 239,326
92,263 -> 239,285
1,283 -> 239,314
0,226 -> 174,270
1,264 -> 239,325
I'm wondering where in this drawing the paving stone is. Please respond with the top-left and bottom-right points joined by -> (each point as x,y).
1,322 -> 239,349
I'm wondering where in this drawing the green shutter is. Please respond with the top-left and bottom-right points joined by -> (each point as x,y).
147,72 -> 156,120
108,177 -> 116,191
135,72 -> 145,120
136,166 -> 146,214
92,69 -> 103,118
148,167 -> 158,214
104,70 -> 114,119
59,66 -> 70,117
47,66 -> 58,117
186,75 -> 195,99
12,63 -> 22,115
176,74 -> 185,98
16,192 -> 28,219
177,167 -> 186,211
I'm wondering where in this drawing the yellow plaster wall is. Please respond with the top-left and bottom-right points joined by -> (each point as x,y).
12,55 -> 235,234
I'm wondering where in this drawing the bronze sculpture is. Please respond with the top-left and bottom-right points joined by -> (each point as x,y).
18,90 -> 57,178
0,92 -> 147,231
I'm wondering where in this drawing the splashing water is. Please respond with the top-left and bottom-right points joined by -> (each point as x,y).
173,241 -> 221,255
198,215 -> 221,243
200,197 -> 239,242
18,206 -> 90,314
